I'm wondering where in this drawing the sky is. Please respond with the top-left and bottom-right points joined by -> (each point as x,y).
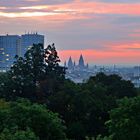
0,0 -> 140,66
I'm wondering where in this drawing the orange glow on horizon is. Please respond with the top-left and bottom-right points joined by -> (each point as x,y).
58,43 -> 140,65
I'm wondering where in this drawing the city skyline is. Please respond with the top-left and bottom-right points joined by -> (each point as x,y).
0,0 -> 140,65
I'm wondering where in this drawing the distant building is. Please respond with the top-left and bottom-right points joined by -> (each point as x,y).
0,35 -> 20,71
134,66 -> 140,77
66,55 -> 88,70
132,66 -> 140,88
65,55 -> 90,83
0,33 -> 44,71
78,54 -> 85,69
21,33 -> 44,57
68,56 -> 74,70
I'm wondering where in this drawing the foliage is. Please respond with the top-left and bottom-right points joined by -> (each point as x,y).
42,43 -> 66,96
0,44 -> 139,140
86,73 -> 137,98
0,43 -> 65,101
0,99 -> 67,140
0,128 -> 39,140
47,79 -> 116,139
0,44 -> 45,100
0,72 -> 16,100
46,73 -> 137,139
107,96 -> 140,140
136,88 -> 140,95
96,135 -> 113,140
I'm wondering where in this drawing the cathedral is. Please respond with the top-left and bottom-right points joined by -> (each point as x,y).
65,55 -> 88,70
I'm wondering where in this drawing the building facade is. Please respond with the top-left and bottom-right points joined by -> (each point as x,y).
134,66 -> 140,77
68,56 -> 74,70
0,35 -> 20,71
78,54 -> 85,69
0,33 -> 44,71
21,33 -> 44,57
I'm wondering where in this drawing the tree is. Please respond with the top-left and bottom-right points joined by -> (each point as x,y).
96,135 -> 113,140
86,73 -> 137,98
0,43 -> 65,101
47,79 -> 116,139
107,96 -> 140,140
0,99 -> 67,140
6,43 -> 45,100
42,43 -> 66,96
0,72 -> 17,100
0,128 -> 39,140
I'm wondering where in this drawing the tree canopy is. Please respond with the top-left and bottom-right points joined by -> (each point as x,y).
0,99 -> 67,140
107,96 -> 140,140
0,43 -> 139,140
0,43 -> 66,101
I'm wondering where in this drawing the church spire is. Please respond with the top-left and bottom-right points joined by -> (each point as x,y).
79,54 -> 85,68
68,56 -> 73,69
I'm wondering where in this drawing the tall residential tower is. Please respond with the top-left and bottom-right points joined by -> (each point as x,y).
21,33 -> 44,57
0,33 -> 44,71
0,35 -> 20,71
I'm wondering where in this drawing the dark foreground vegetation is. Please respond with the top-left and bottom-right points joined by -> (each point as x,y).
0,44 -> 140,140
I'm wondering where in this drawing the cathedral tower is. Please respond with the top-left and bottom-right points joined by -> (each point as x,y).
78,54 -> 85,69
68,56 -> 73,69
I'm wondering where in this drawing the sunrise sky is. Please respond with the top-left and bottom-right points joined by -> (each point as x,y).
0,0 -> 140,65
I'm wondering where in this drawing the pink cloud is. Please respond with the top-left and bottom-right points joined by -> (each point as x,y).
1,1 -> 140,18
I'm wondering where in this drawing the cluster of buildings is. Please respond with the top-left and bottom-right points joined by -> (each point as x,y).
0,33 -> 44,71
0,33 -> 140,87
64,55 -> 91,83
65,55 -> 88,70
65,57 -> 140,87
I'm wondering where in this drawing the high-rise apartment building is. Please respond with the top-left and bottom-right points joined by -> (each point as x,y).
0,33 -> 44,71
0,35 -> 20,71
21,33 -> 44,57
